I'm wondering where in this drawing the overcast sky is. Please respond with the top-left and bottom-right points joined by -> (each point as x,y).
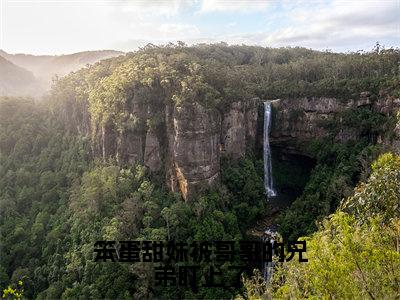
1,0 -> 399,55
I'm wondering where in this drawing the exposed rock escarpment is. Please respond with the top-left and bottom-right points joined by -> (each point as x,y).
64,91 -> 399,200
171,102 -> 221,199
270,94 -> 400,156
221,98 -> 259,159
71,96 -> 259,200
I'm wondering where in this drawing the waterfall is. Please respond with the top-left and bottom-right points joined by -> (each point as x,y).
262,228 -> 277,284
263,101 -> 276,198
262,103 -> 278,283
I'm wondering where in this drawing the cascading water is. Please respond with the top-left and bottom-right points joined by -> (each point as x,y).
262,229 -> 277,283
263,101 -> 277,198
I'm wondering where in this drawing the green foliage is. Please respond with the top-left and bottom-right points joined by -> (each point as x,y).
278,139 -> 382,241
240,270 -> 269,300
277,105 -> 394,241
221,155 -> 266,230
49,154 -> 266,299
323,106 -> 392,141
0,96 -> 89,298
1,43 -> 400,299
243,153 -> 400,299
273,213 -> 400,299
341,152 -> 400,224
1,280 -> 24,300
50,43 -> 400,134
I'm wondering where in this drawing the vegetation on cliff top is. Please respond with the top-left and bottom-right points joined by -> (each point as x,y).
50,43 -> 399,131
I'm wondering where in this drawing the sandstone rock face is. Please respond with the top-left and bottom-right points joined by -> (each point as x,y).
393,121 -> 400,153
270,97 -> 347,144
117,130 -> 145,165
374,96 -> 400,116
221,102 -> 246,159
69,91 -> 398,200
166,98 -> 260,200
172,102 -> 221,200
101,122 -> 118,160
374,97 -> 400,153
270,95 -> 400,156
85,98 -> 259,200
221,98 -> 259,159
144,129 -> 161,171
244,98 -> 259,150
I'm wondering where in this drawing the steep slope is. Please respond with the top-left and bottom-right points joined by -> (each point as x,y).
0,55 -> 38,96
0,50 -> 124,93
243,153 -> 400,299
274,153 -> 400,298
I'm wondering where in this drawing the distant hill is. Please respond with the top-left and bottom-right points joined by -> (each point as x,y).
0,50 -> 124,96
0,55 -> 38,97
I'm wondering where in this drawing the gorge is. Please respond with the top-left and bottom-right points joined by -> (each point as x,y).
62,93 -> 400,201
1,44 -> 399,299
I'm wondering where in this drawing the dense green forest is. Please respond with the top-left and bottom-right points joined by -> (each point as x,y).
0,43 -> 399,299
244,153 -> 400,299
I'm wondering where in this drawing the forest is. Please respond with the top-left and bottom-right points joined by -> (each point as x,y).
0,43 -> 399,299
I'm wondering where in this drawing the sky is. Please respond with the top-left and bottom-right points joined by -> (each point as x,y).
0,0 -> 399,55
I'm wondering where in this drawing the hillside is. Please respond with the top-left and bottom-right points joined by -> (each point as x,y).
0,55 -> 38,97
0,50 -> 124,94
245,153 -> 400,299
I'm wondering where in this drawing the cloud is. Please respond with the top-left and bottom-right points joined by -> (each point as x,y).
200,0 -> 269,12
291,0 -> 399,28
159,23 -> 200,38
3,0 -> 399,54
273,0 -> 398,47
115,0 -> 197,17
220,0 -> 400,51
109,1 -> 398,52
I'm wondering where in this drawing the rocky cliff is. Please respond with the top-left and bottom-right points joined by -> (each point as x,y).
76,96 -> 259,201
66,91 -> 399,200
270,93 -> 400,156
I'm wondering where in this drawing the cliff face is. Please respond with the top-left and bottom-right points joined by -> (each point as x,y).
221,98 -> 259,158
374,96 -> 400,151
271,97 -> 351,144
67,92 -> 399,200
270,94 -> 400,156
78,97 -> 259,200
170,102 -> 221,199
